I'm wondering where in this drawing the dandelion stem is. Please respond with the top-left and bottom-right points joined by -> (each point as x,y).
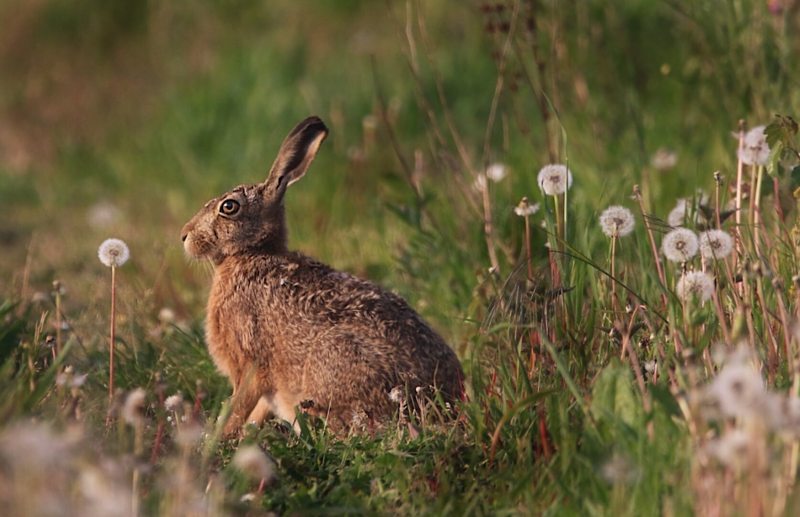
747,163 -> 759,255
713,171 -> 723,230
563,178 -> 569,245
610,235 -> 618,312
553,194 -> 564,252
481,180 -> 500,272
734,120 -> 745,288
522,212 -> 540,377
753,165 -> 764,258
109,265 -> 116,401
522,214 -> 532,279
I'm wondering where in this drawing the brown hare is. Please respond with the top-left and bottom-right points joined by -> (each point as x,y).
181,116 -> 463,436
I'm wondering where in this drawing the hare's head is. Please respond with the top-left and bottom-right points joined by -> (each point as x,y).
181,116 -> 328,263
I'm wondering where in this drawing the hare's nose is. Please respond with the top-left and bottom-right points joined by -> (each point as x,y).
181,233 -> 188,242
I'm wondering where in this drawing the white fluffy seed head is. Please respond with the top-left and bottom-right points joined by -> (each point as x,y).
388,386 -> 404,404
232,445 -> 277,482
164,394 -> 184,412
514,197 -> 540,217
667,199 -> 692,228
599,205 -> 635,238
662,228 -> 699,262
121,388 -> 147,426
651,148 -> 678,171
738,125 -> 770,166
706,429 -> 751,468
699,230 -> 734,260
98,238 -> 130,268
485,163 -> 507,183
676,271 -> 714,303
537,164 -> 573,196
706,354 -> 765,419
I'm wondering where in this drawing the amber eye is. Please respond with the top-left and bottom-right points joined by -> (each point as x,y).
219,199 -> 240,216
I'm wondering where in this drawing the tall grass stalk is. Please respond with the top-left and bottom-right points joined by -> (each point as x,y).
53,280 -> 62,359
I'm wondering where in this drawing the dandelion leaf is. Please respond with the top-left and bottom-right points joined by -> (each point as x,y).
764,114 -> 798,148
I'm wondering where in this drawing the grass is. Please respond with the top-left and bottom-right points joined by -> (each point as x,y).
2,0 -> 800,514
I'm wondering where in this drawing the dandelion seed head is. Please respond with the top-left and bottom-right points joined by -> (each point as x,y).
175,420 -> 204,448
158,307 -> 176,324
0,422 -> 80,473
87,201 -> 121,230
233,445 -> 277,482
485,163 -> 507,183
79,465 -> 134,516
514,197 -> 540,217
738,125 -> 770,166
388,386 -> 404,404
599,205 -> 635,238
600,453 -> 638,484
651,148 -> 678,171
706,355 -> 765,419
56,366 -> 88,389
706,429 -> 751,467
676,271 -> 714,303
662,228 -> 699,262
164,394 -> 184,412
121,388 -> 147,426
667,201 -> 688,228
537,164 -> 573,196
699,230 -> 734,260
98,238 -> 130,268
761,393 -> 800,433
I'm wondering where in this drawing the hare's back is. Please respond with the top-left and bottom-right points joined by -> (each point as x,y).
266,253 -> 461,380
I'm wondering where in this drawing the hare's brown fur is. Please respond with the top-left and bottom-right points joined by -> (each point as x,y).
181,117 -> 463,436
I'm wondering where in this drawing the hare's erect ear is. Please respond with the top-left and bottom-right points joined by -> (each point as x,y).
264,116 -> 328,196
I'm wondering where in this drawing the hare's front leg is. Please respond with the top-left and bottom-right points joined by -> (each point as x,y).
222,380 -> 262,438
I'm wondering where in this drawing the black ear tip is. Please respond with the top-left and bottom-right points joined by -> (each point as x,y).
299,116 -> 329,136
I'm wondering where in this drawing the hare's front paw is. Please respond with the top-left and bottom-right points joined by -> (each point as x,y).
222,417 -> 245,440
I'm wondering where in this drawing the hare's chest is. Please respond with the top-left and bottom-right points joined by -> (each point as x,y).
205,302 -> 237,381
206,274 -> 257,382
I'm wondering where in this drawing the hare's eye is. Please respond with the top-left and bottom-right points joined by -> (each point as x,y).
220,199 -> 240,216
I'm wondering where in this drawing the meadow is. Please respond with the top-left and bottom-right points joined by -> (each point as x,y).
2,0 -> 800,515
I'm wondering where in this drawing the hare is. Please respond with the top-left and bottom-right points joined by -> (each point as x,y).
181,116 -> 463,436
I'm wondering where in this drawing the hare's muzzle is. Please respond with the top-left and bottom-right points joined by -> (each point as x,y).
180,221 -> 196,255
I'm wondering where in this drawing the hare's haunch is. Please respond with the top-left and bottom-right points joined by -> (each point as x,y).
181,116 -> 463,436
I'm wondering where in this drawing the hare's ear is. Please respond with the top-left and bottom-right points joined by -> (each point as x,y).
264,116 -> 328,197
